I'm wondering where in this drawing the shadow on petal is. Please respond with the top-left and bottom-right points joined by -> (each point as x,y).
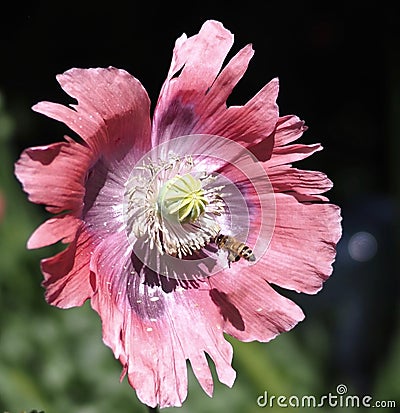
210,288 -> 244,331
248,133 -> 275,162
131,251 -> 179,293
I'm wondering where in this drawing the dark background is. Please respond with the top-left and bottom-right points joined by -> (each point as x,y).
0,2 -> 399,412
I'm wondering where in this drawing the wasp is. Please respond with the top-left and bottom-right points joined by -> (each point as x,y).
215,233 -> 256,267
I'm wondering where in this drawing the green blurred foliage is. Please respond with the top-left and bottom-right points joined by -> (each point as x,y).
0,92 -> 399,413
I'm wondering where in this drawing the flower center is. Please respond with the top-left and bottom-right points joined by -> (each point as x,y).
157,173 -> 208,223
124,155 -> 224,259
120,133 -> 276,281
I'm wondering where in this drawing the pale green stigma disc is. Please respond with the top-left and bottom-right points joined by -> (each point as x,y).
157,173 -> 208,223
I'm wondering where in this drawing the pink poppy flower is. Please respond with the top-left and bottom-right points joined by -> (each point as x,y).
15,20 -> 341,408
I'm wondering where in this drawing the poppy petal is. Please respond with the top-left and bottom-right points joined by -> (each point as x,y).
27,214 -> 81,249
268,165 -> 333,199
34,67 -> 151,161
15,139 -> 92,214
89,231 -> 235,407
210,272 -> 305,342
259,193 -> 341,293
152,21 -> 279,146
41,225 -> 96,308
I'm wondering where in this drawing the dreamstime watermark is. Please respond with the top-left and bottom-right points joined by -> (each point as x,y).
256,384 -> 397,409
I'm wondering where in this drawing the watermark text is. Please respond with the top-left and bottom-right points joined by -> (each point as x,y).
257,384 -> 396,409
